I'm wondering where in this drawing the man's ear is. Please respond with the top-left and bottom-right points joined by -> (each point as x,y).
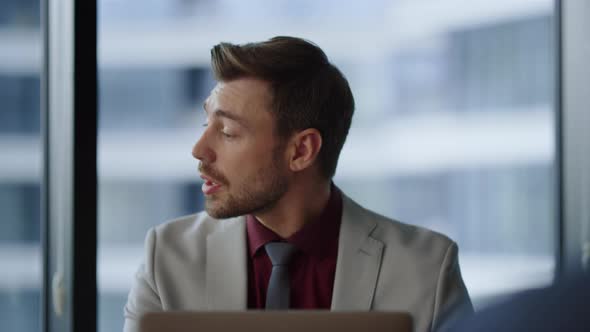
288,128 -> 322,172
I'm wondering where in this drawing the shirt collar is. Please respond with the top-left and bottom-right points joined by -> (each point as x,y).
246,214 -> 281,257
246,184 -> 343,259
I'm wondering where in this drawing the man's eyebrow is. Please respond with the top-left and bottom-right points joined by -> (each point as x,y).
213,109 -> 247,126
203,101 -> 247,127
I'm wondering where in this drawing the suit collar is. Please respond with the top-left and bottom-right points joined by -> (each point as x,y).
203,192 -> 384,311
331,193 -> 384,310
205,216 -> 248,310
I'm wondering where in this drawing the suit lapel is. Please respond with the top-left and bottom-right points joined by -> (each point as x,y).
205,217 -> 248,310
331,194 -> 384,310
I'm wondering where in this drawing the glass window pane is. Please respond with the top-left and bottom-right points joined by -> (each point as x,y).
98,1 -> 555,330
0,1 -> 42,331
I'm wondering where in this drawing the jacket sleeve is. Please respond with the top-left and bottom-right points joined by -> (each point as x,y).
431,242 -> 474,332
123,228 -> 163,332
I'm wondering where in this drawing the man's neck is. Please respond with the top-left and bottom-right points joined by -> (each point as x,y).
254,179 -> 332,239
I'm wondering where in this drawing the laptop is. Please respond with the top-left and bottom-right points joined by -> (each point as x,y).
139,311 -> 412,332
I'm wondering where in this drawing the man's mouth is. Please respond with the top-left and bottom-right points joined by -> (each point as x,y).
200,174 -> 223,195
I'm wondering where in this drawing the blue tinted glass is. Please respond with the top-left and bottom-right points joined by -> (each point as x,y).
98,2 -> 555,330
0,0 -> 42,331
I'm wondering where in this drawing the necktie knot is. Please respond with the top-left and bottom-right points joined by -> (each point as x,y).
265,242 -> 297,266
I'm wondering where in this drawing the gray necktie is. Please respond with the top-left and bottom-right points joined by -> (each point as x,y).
265,242 -> 297,309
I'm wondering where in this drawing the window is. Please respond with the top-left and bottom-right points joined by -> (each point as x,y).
98,3 -> 556,330
0,0 -> 42,331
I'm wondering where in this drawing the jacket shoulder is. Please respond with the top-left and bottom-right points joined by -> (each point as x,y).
151,211 -> 243,257
343,194 -> 454,250
155,211 -> 241,234
374,211 -> 454,251
343,196 -> 456,270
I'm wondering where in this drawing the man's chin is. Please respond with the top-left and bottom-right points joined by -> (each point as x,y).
204,200 -> 240,219
203,186 -> 286,219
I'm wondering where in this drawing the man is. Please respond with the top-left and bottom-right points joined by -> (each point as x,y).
124,36 -> 473,332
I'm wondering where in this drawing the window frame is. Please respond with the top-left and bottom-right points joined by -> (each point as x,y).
39,0 -> 590,330
557,0 -> 590,276
42,0 -> 97,331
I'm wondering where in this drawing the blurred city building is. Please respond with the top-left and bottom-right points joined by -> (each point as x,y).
0,1 -> 555,331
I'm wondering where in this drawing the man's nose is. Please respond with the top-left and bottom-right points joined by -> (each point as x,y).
192,133 -> 216,164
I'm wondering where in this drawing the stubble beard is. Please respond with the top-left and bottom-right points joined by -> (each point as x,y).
204,148 -> 289,219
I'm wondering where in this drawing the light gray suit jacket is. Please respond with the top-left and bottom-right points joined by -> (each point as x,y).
124,194 -> 473,332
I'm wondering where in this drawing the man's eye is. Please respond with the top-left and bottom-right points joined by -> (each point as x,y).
222,131 -> 234,138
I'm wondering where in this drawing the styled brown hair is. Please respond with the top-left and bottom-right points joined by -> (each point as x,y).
210,36 -> 355,179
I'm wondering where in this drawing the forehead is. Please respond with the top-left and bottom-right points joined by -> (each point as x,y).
206,77 -> 272,116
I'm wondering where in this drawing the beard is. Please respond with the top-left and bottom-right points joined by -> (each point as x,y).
199,146 -> 289,219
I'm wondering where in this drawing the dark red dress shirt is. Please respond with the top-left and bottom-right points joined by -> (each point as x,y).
246,187 -> 343,309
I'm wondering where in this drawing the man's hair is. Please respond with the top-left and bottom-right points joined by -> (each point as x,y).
210,36 -> 355,179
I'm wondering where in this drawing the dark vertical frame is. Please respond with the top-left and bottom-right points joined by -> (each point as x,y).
43,0 -> 97,331
72,0 -> 98,331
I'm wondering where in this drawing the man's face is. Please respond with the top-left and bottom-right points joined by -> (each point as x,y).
192,78 -> 290,219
